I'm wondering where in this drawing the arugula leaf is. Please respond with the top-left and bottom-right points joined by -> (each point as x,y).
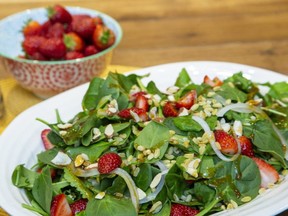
32,166 -> 53,214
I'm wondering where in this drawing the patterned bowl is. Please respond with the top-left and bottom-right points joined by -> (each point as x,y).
0,7 -> 122,98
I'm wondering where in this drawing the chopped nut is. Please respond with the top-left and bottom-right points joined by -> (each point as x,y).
104,124 -> 114,138
57,123 -> 73,129
150,173 -> 162,189
51,152 -> 71,166
95,192 -> 106,199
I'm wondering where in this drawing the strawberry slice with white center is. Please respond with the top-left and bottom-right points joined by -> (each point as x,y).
41,129 -> 54,150
252,157 -> 279,188
135,94 -> 149,112
50,194 -> 73,216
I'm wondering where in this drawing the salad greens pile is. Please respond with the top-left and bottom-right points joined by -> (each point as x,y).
12,69 -> 288,216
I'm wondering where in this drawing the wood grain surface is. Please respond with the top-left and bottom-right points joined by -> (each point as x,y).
0,0 -> 288,215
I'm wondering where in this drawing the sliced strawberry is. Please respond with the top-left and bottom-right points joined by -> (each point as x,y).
70,199 -> 88,215
238,136 -> 254,157
39,38 -> 66,59
22,20 -> 42,37
252,157 -> 279,188
65,51 -> 84,60
175,90 -> 197,110
214,130 -> 238,155
163,102 -> 178,117
129,91 -> 147,101
98,152 -> 122,174
48,4 -> 72,24
41,129 -> 54,150
84,45 -> 99,56
135,94 -> 149,112
203,75 -> 223,87
118,107 -> 148,122
50,194 -> 73,216
170,203 -> 199,216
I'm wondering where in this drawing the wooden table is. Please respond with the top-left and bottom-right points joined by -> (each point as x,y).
0,0 -> 288,215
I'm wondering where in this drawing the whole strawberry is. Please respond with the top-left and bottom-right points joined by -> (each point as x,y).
39,38 -> 66,59
98,152 -> 122,174
64,32 -> 85,52
71,16 -> 96,40
22,20 -> 42,37
48,4 -> 72,24
65,51 -> 84,60
170,203 -> 199,216
22,35 -> 46,56
70,199 -> 88,215
92,24 -> 115,50
46,22 -> 65,38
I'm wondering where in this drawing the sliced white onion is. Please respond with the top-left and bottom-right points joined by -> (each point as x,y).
217,103 -> 257,117
139,161 -> 168,204
74,168 -> 100,177
192,116 -> 240,162
112,168 -> 139,211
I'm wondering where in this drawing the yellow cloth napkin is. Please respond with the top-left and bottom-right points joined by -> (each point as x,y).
0,65 -> 139,134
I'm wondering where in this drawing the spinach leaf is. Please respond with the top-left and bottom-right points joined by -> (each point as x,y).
134,163 -> 153,191
217,83 -> 247,102
165,164 -> 188,199
175,68 -> 191,88
266,81 -> 288,101
32,166 -> 53,214
86,195 -> 137,216
67,141 -> 110,162
208,156 -> 261,204
82,77 -> 105,110
37,148 -> 59,166
244,119 -> 287,168
12,164 -> 39,188
134,121 -> 170,149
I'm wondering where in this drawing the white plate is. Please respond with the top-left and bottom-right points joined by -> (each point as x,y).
0,61 -> 288,216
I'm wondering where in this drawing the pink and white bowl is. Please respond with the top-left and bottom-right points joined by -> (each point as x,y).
0,6 -> 122,98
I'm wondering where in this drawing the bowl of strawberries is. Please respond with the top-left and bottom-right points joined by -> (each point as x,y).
0,5 -> 122,98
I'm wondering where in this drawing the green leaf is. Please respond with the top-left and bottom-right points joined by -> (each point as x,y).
173,115 -> 202,132
134,121 -> 170,149
267,81 -> 288,101
12,164 -> 39,188
64,168 -> 94,200
208,156 -> 261,204
67,141 -> 110,163
37,148 -> 59,166
217,83 -> 247,102
175,68 -> 191,87
86,195 -> 137,216
244,119 -> 287,168
134,163 -> 153,191
32,166 -> 53,214
82,77 -> 105,110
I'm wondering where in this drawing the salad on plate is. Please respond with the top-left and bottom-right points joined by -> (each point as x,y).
12,68 -> 288,216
